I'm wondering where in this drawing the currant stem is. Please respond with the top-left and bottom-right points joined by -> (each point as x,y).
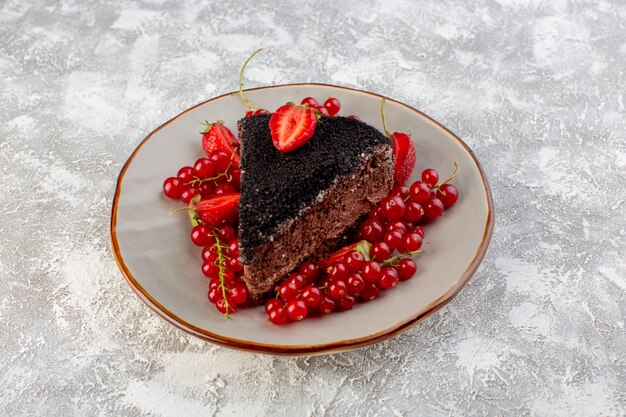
184,150 -> 237,187
380,98 -> 391,137
435,162 -> 459,188
238,48 -> 263,111
381,250 -> 423,267
211,229 -> 233,319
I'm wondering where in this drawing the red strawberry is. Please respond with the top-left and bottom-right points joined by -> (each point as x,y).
318,240 -> 371,269
193,193 -> 240,227
391,132 -> 416,185
201,121 -> 240,168
269,104 -> 317,152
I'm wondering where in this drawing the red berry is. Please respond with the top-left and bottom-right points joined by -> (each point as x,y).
318,297 -> 336,314
245,110 -> 254,117
348,115 -> 360,120
436,183 -> 459,208
369,206 -> 384,221
347,273 -> 366,294
163,177 -> 184,199
391,185 -> 410,198
397,258 -> 417,280
286,299 -> 308,321
194,193 -> 240,227
410,181 -> 431,203
328,263 -> 348,281
421,169 -> 439,188
216,225 -> 235,242
269,307 -> 288,324
226,239 -> 239,258
228,168 -> 241,190
404,202 -> 424,222
228,283 -> 247,304
385,220 -> 408,235
278,281 -> 299,301
344,250 -> 364,272
222,269 -> 235,285
301,97 -> 319,107
358,218 -> 384,242
199,182 -> 214,197
362,261 -> 382,282
323,97 -> 341,116
208,287 -> 220,303
265,298 -> 282,314
216,297 -> 236,314
201,121 -> 240,168
381,196 -> 406,220
228,258 -> 243,272
214,183 -> 235,195
209,278 -> 220,290
423,198 -> 445,221
301,285 -> 322,307
383,230 -> 404,250
269,103 -> 317,152
191,225 -> 211,246
378,267 -> 399,289
338,295 -> 355,310
202,261 -> 220,279
287,273 -> 307,290
253,109 -> 270,115
315,105 -> 330,116
177,166 -> 194,183
209,150 -> 231,172
298,261 -> 319,282
371,242 -> 391,262
411,226 -> 425,238
360,282 -> 380,301
202,246 -> 218,263
391,132 -> 416,185
180,187 -> 200,204
403,232 -> 423,252
328,280 -> 348,300
193,158 -> 216,179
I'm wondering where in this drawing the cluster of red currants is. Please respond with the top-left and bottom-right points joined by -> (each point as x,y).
300,96 -> 341,117
162,149 -> 241,203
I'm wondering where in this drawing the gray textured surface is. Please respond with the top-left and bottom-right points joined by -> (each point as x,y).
1,0 -> 625,415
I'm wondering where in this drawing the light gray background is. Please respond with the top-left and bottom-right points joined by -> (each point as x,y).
1,0 -> 625,416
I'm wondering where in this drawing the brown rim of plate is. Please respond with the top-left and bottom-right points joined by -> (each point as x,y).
110,83 -> 495,356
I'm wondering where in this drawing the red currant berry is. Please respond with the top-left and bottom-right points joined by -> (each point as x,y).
397,258 -> 417,280
328,263 -> 348,281
214,183 -> 235,195
347,273 -> 366,294
228,258 -> 243,272
344,250 -> 364,272
403,232 -> 423,252
245,110 -> 254,117
328,280 -> 348,301
202,246 -> 218,262
301,97 -> 319,107
409,181 -> 431,203
383,230 -> 404,250
269,307 -> 288,324
301,285 -> 322,307
318,297 -> 336,314
209,277 -> 220,290
222,269 -> 236,285
286,299 -> 308,321
163,177 -> 184,199
193,158 -> 216,179
362,261 -> 382,282
423,198 -> 445,221
371,242 -> 391,262
180,187 -> 200,204
216,297 -> 236,314
209,150 -> 231,172
202,261 -> 220,279
386,220 -> 408,235
315,105 -> 330,116
411,226 -> 425,238
404,202 -> 424,222
265,298 -> 282,314
191,225 -> 211,246
421,168 -> 439,188
287,273 -> 307,290
369,206 -> 384,221
228,168 -> 241,190
229,283 -> 248,304
357,219 -> 384,243
199,182 -> 214,197
338,295 -> 355,310
348,115 -> 360,120
217,225 -> 235,242
177,166 -> 194,183
381,196 -> 406,220
360,282 -> 380,301
323,97 -> 341,116
278,281 -> 299,301
226,239 -> 239,258
391,185 -> 410,198
253,109 -> 270,115
208,287 -> 220,303
298,261 -> 319,282
377,267 -> 399,290
436,183 -> 459,208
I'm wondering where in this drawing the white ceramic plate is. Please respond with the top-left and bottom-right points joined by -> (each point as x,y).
111,84 -> 494,355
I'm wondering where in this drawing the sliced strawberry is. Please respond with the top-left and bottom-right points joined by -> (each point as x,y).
391,132 -> 416,184
193,193 -> 240,227
318,240 -> 371,269
269,104 -> 317,152
201,121 -> 240,168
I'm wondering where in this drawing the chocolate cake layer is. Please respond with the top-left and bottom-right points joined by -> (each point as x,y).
237,114 -> 394,295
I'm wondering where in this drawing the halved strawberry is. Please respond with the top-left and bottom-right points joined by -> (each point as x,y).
391,132 -> 416,185
318,240 -> 371,269
269,104 -> 317,152
201,121 -> 240,168
193,193 -> 240,227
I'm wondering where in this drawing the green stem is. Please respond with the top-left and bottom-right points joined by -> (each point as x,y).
238,49 -> 263,110
380,98 -> 391,137
381,250 -> 423,267
211,229 -> 233,319
184,150 -> 237,187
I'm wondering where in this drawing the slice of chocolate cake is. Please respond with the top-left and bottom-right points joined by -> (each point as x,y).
237,114 -> 394,296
